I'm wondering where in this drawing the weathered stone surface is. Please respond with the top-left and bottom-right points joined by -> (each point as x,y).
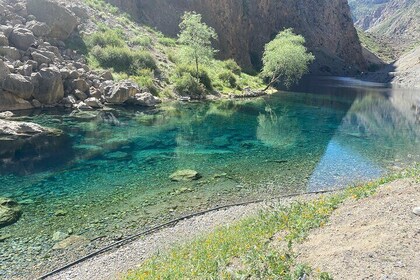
0,197 -> 22,228
0,46 -> 21,61
26,0 -> 78,40
33,67 -> 64,104
26,20 -> 51,37
52,235 -> 88,250
84,97 -> 103,108
126,92 -> 161,107
0,91 -> 33,111
0,119 -> 54,136
73,89 -> 87,101
31,51 -> 51,65
0,59 -> 10,84
8,28 -> 36,51
2,74 -> 33,100
105,81 -> 138,104
72,78 -> 89,93
169,169 -> 202,182
0,34 -> 8,46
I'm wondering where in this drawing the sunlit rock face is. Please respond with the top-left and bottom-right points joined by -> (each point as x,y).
107,0 -> 366,74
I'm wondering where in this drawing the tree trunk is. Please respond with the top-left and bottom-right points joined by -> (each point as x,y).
195,56 -> 199,83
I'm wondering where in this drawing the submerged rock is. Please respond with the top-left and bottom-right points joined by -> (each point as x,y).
169,169 -> 201,182
0,197 -> 22,227
52,235 -> 88,250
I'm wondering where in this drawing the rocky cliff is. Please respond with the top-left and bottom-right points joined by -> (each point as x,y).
108,0 -> 366,75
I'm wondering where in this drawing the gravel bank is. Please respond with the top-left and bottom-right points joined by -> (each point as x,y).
44,193 -> 322,280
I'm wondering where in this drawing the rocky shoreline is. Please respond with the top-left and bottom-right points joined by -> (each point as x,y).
0,0 -> 161,114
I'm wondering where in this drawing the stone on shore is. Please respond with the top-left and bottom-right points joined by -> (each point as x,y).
2,74 -> 34,100
170,169 -> 201,182
0,197 -> 22,227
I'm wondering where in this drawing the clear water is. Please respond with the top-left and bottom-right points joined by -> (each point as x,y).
1,78 -> 419,278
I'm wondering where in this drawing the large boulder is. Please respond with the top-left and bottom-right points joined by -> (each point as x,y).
26,0 -> 78,40
0,197 -> 22,227
126,92 -> 161,107
26,20 -> 51,37
8,28 -> 36,51
0,59 -> 10,84
33,67 -> 64,104
105,81 -> 138,104
0,34 -> 8,46
0,91 -> 33,111
0,119 -> 52,137
0,46 -> 21,61
2,74 -> 33,100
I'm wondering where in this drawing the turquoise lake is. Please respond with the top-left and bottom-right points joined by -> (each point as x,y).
1,78 -> 419,278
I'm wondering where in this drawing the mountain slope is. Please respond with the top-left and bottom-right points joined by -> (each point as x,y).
350,0 -> 420,49
108,0 -> 366,75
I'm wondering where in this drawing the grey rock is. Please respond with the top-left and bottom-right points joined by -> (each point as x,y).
0,59 -> 10,84
84,97 -> 103,108
72,78 -> 89,93
0,197 -> 22,228
105,81 -> 138,104
169,170 -> 202,182
0,91 -> 33,111
75,101 -> 92,110
26,20 -> 51,37
52,235 -> 88,250
0,34 -> 8,46
0,46 -> 21,61
52,231 -> 69,242
413,207 -> 420,216
31,99 -> 42,108
8,28 -> 36,51
33,67 -> 64,104
0,119 -> 56,136
0,111 -> 14,119
27,0 -> 78,40
100,71 -> 113,81
74,89 -> 87,101
2,74 -> 33,100
31,51 -> 51,65
127,92 -> 161,107
0,26 -> 13,37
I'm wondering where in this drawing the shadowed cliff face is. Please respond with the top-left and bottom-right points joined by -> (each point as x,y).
108,0 -> 366,74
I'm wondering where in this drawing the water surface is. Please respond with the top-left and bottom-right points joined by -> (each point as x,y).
0,78 -> 419,278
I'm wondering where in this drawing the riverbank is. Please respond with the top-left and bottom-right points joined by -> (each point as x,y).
43,168 -> 419,280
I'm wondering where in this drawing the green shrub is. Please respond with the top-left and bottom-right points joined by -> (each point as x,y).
91,46 -> 156,74
218,70 -> 237,88
158,37 -> 177,47
174,73 -> 205,97
130,35 -> 153,47
87,29 -> 125,48
132,69 -> 158,95
223,59 -> 242,75
174,65 -> 212,91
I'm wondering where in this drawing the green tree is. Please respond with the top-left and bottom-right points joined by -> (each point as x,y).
177,12 -> 218,81
261,29 -> 314,90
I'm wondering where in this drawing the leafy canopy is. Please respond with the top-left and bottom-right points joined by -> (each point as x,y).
261,29 -> 314,89
177,12 -> 218,79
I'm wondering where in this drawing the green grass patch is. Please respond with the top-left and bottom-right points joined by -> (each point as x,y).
125,166 -> 419,279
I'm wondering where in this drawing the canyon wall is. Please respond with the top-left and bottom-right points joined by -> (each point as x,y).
109,0 -> 366,74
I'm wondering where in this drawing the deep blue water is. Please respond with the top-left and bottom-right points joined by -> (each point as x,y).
0,78 -> 419,277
